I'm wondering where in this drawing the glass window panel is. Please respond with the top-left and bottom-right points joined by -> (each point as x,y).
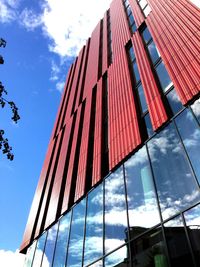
89,260 -> 103,267
164,216 -> 194,267
41,223 -> 58,267
130,227 -> 169,267
126,5 -> 132,16
139,0 -> 148,9
105,166 -> 128,254
23,241 -> 37,267
147,122 -> 200,220
124,0 -> 129,8
53,212 -> 71,267
156,62 -> 173,93
131,23 -> 137,33
128,47 -> 135,62
175,109 -> 200,184
191,98 -> 200,123
132,62 -> 140,84
128,14 -> 135,27
32,232 -> 47,267
104,246 -> 128,267
125,147 -> 160,239
137,84 -> 148,113
166,88 -> 183,115
83,185 -> 103,266
67,199 -> 86,267
144,113 -> 153,138
184,204 -> 200,266
147,41 -> 160,63
143,5 -> 152,17
142,27 -> 152,44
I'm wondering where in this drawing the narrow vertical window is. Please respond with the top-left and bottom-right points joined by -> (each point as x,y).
98,20 -> 103,80
137,0 -> 151,17
123,0 -> 137,34
127,44 -> 153,139
85,86 -> 97,191
141,26 -> 183,117
102,73 -> 109,177
107,10 -> 113,66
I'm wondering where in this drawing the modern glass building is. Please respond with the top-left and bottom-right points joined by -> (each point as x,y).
20,0 -> 200,266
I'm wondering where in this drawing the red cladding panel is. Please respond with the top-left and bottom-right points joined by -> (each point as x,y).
129,0 -> 145,28
83,22 -> 101,99
132,32 -> 168,130
74,93 -> 93,201
56,61 -> 77,132
65,47 -> 85,120
44,119 -> 73,228
20,140 -> 54,251
51,66 -> 73,139
102,12 -> 108,74
34,131 -> 63,238
110,0 -> 130,57
74,39 -> 91,110
92,79 -> 103,186
61,105 -> 82,213
146,0 -> 200,104
108,50 -> 141,170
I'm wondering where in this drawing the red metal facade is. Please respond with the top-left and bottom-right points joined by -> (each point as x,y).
20,0 -> 200,252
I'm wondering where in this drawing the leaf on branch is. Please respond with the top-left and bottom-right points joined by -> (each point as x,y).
0,98 -> 6,108
0,129 -> 14,161
8,101 -> 20,123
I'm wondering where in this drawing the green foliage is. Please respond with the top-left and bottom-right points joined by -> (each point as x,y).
0,38 -> 20,160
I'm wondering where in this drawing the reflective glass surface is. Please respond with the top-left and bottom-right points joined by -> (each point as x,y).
89,260 -> 103,267
53,212 -> 71,267
125,147 -> 160,238
104,246 -> 128,267
128,47 -> 135,62
166,88 -> 183,115
137,84 -> 148,113
128,14 -> 134,26
105,167 -> 128,254
143,5 -> 151,17
131,23 -> 137,33
175,109 -> 200,184
23,241 -> 36,267
32,232 -> 47,267
164,216 -> 194,267
66,199 -> 86,267
139,0 -> 148,9
148,41 -> 160,63
148,122 -> 200,220
142,27 -> 151,44
84,185 -> 103,266
191,98 -> 200,123
184,204 -> 200,266
130,227 -> 168,267
41,223 -> 58,267
132,62 -> 140,84
126,5 -> 132,16
156,62 -> 173,93
144,113 -> 153,138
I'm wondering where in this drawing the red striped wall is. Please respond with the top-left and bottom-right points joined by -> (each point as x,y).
108,50 -> 141,170
21,0 -> 200,252
83,22 -> 101,99
132,32 -> 168,130
92,78 -> 103,186
147,0 -> 200,104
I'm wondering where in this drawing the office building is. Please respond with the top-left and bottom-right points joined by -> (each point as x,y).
21,0 -> 200,266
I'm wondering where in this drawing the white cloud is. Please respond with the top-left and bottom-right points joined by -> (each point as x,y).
0,0 -> 18,23
0,249 -> 25,267
190,0 -> 200,8
56,80 -> 65,93
19,8 -> 43,31
41,0 -> 112,57
50,60 -> 60,81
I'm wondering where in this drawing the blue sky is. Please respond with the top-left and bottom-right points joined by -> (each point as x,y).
0,0 -> 111,265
